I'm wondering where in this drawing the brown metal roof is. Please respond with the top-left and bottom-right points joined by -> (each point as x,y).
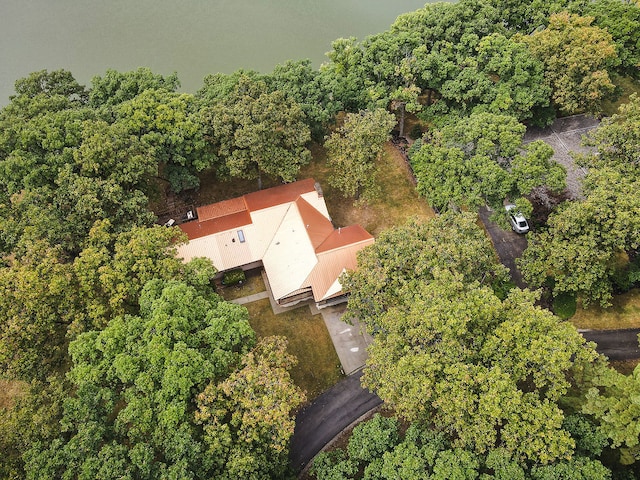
179,210 -> 252,240
244,178 -> 317,212
296,197 -> 335,250
306,236 -> 375,301
315,225 -> 374,253
196,197 -> 247,222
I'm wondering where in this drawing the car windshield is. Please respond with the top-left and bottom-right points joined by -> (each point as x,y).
518,221 -> 527,227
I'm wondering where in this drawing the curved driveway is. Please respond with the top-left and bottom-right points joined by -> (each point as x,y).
289,369 -> 381,474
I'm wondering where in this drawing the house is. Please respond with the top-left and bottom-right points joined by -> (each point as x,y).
176,179 -> 374,308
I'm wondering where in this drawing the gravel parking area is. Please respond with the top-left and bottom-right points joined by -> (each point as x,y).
524,114 -> 600,200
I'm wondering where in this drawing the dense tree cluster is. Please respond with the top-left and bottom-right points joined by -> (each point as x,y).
409,112 -> 565,213
519,95 -> 640,307
0,66 -> 311,480
337,216 -> 640,477
1,0 -> 639,478
322,0 -> 634,126
313,413 -> 611,480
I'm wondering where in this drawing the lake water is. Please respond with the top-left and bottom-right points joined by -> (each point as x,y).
0,0 -> 438,104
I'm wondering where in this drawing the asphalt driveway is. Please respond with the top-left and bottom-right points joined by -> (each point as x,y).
289,369 -> 381,474
478,206 -> 528,289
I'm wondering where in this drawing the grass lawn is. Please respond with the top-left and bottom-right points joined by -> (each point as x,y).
570,288 -> 640,330
244,299 -> 343,400
601,76 -> 640,116
299,142 -> 434,236
217,270 -> 266,301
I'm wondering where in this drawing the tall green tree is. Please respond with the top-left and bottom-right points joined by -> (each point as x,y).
23,280 -> 261,479
326,108 -> 396,203
313,410 -> 611,480
583,0 -> 640,79
583,356 -> 640,464
428,33 -> 552,124
115,88 -> 211,193
342,213 -> 509,330
202,74 -> 311,189
0,242 -> 82,381
410,112 -> 565,213
360,270 -> 599,464
519,169 -> 640,307
196,336 -> 305,479
89,67 -> 180,109
73,221 -> 214,329
576,93 -> 640,174
266,59 -> 342,140
520,12 -> 618,116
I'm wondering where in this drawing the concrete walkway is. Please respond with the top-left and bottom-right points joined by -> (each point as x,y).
312,303 -> 372,375
229,291 -> 269,305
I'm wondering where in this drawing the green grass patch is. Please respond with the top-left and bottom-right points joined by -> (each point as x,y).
300,142 -> 434,237
244,299 -> 344,400
601,76 -> 640,117
552,292 -> 577,320
571,288 -> 640,330
218,271 -> 266,301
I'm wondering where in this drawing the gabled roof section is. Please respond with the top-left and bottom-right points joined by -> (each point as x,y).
262,201 -> 318,301
316,225 -> 374,253
179,210 -> 252,240
306,235 -> 375,302
197,197 -> 247,222
244,178 -> 317,212
296,197 -> 335,249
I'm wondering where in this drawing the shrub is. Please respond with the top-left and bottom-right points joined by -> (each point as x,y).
222,269 -> 246,286
552,292 -> 577,319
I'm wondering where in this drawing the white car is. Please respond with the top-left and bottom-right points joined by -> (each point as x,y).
505,204 -> 529,234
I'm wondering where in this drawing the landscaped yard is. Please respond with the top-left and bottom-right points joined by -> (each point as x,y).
217,270 -> 266,301
217,272 -> 343,400
188,140 -> 435,400
244,299 -> 343,400
601,76 -> 640,117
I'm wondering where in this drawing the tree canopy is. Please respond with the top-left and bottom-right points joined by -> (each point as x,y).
342,213 -> 509,330
519,95 -> 640,307
520,12 -> 618,116
201,74 -> 311,189
361,271 -> 598,463
23,280 -> 303,479
409,112 -> 565,213
326,108 -> 396,203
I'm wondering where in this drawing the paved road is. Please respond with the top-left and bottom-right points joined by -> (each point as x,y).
289,369 -> 382,474
581,328 -> 640,361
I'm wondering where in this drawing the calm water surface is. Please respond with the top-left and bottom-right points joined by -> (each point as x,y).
1,0 -> 439,103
